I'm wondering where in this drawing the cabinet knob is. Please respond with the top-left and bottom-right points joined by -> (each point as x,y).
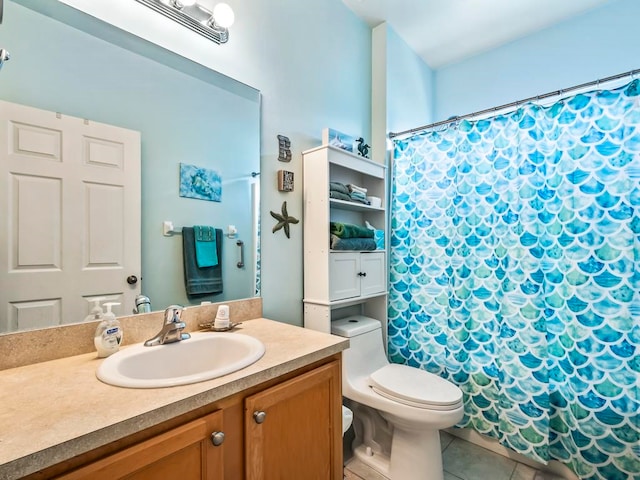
253,411 -> 267,424
357,272 -> 367,277
210,431 -> 225,446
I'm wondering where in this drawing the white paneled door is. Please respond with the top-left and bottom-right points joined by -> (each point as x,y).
0,100 -> 141,332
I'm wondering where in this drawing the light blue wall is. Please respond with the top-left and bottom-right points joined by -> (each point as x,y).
0,2 -> 260,312
435,0 -> 639,121
241,1 -> 372,325
386,25 -> 434,134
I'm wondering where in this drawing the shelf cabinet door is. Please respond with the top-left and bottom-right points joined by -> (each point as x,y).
56,410 -> 224,480
244,361 -> 342,480
329,252 -> 360,301
360,252 -> 386,297
329,251 -> 386,301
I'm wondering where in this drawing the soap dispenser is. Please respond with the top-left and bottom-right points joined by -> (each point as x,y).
94,302 -> 123,358
84,297 -> 105,323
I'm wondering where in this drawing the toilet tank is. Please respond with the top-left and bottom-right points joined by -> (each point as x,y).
331,316 -> 389,380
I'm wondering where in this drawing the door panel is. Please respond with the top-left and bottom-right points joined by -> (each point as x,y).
8,299 -> 62,332
12,174 -> 61,268
86,182 -> 124,266
13,120 -> 62,160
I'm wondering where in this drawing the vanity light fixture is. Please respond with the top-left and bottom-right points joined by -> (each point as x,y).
134,0 -> 235,44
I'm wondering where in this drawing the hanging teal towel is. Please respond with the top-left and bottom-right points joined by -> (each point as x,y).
183,227 -> 223,296
194,225 -> 218,268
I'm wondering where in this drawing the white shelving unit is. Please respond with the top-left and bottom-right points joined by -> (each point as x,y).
303,145 -> 388,334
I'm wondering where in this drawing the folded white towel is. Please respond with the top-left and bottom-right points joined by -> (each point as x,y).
347,183 -> 367,194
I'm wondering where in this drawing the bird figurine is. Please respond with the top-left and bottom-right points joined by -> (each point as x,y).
356,137 -> 370,158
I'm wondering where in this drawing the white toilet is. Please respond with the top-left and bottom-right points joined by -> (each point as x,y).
332,316 -> 463,480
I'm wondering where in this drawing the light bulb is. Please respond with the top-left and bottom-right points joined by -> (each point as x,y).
212,3 -> 235,28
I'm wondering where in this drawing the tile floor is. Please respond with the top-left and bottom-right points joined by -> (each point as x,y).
344,432 -> 569,480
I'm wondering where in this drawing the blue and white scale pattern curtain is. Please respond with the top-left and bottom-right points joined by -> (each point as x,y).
388,80 -> 640,480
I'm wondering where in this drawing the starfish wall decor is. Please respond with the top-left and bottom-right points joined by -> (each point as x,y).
270,201 -> 299,239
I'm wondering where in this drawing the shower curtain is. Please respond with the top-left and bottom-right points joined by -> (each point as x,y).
388,80 -> 639,480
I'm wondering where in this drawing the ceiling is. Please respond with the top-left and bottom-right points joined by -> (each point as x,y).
341,0 -> 613,68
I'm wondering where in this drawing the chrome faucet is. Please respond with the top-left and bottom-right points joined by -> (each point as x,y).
144,305 -> 191,346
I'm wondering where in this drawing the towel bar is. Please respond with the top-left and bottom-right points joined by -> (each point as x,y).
165,221 -> 244,269
163,221 -> 182,236
236,240 -> 244,268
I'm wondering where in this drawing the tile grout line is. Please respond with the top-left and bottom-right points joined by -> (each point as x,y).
441,432 -> 454,453
443,469 -> 465,480
442,437 -> 464,480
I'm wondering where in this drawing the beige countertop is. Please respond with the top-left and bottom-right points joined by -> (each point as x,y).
0,318 -> 348,480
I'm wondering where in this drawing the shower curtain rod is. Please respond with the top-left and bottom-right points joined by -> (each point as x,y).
389,67 -> 640,139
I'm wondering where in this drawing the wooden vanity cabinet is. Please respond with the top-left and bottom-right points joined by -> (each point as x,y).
56,410 -> 224,480
245,360 -> 342,479
30,356 -> 342,480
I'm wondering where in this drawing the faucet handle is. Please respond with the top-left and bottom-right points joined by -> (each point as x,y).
164,305 -> 184,324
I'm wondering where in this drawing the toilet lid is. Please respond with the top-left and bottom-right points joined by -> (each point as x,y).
368,364 -> 462,410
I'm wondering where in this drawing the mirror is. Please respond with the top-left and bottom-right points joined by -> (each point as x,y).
0,0 -> 261,332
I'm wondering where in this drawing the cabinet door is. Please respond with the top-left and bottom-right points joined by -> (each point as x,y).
245,361 -> 342,480
329,252 -> 360,301
360,252 -> 386,297
56,410 -> 224,480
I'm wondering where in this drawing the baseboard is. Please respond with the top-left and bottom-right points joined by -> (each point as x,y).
445,428 -> 579,480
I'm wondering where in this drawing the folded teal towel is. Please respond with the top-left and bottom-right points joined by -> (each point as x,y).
194,225 -> 218,268
329,191 -> 352,202
329,182 -> 350,195
349,191 -> 369,204
330,234 -> 376,251
330,222 -> 374,239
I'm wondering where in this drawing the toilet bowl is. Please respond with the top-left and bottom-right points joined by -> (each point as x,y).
342,405 -> 353,435
332,316 -> 463,480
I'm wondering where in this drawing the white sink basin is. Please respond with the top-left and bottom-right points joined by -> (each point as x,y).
96,332 -> 265,388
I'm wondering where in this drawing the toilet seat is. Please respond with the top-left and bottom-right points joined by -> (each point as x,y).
368,364 -> 463,410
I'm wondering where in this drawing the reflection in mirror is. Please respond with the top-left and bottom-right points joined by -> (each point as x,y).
0,0 -> 261,333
